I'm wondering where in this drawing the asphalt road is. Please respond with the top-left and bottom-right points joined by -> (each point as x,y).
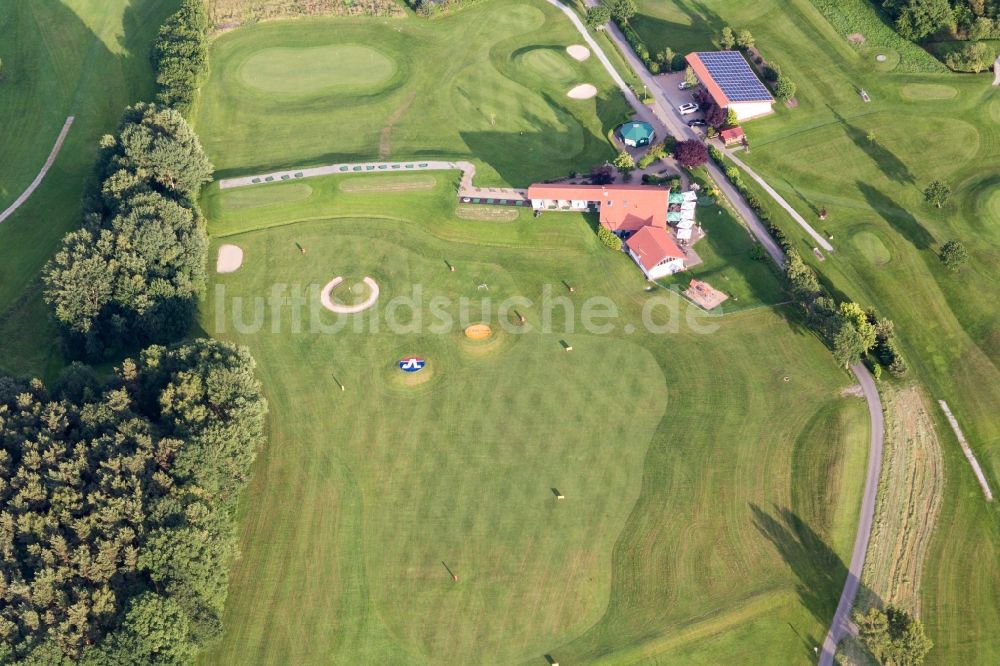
550,0 -> 786,267
548,4 -> 888,661
819,363 -> 884,665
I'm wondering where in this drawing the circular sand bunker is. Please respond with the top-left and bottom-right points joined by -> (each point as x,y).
566,44 -> 591,61
567,84 -> 597,100
320,276 -> 380,314
216,244 -> 244,273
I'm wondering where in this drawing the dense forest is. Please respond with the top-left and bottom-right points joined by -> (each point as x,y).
42,103 -> 213,359
0,340 -> 267,664
3,3 -> 272,664
881,0 -> 1000,39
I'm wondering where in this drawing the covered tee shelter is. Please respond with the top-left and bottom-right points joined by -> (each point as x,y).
618,121 -> 656,147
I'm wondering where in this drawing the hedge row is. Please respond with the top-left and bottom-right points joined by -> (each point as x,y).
405,0 -> 484,15
152,0 -> 210,114
708,145 -> 790,249
709,145 -> 907,373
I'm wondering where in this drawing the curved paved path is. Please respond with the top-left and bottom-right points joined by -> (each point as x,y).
820,363 -> 884,666
554,0 -> 786,267
0,116 -> 75,225
552,3 -> 884,659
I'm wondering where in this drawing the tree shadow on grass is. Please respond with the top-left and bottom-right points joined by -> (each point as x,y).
629,0 -> 725,53
827,106 -> 915,185
750,504 -> 883,646
858,181 -> 936,250
460,91 -> 626,188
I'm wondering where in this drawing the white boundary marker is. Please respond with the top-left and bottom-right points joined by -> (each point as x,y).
0,117 -> 75,224
320,277 -> 380,314
939,400 -> 993,501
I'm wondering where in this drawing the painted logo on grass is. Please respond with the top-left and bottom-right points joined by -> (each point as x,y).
398,356 -> 426,373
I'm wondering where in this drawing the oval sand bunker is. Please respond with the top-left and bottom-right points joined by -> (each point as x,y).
567,84 -> 597,100
216,244 -> 244,273
566,44 -> 591,61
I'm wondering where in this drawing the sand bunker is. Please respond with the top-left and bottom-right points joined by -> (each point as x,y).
566,44 -> 591,61
320,276 -> 380,314
567,84 -> 597,100
216,244 -> 244,273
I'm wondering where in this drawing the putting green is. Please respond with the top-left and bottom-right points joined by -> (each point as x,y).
866,48 -> 900,72
238,44 -> 396,94
901,83 -> 958,101
517,47 -> 578,83
852,230 -> 892,266
221,183 -> 313,210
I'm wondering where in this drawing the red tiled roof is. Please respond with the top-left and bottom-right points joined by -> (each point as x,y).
626,226 -> 685,271
720,126 -> 745,143
685,53 -> 730,108
527,184 -> 668,233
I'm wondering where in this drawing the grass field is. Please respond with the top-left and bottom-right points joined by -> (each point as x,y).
630,0 -> 1000,661
199,170 -> 869,664
0,0 -> 178,377
193,0 -> 633,185
187,3 -> 885,662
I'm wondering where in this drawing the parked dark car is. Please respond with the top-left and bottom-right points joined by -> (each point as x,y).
687,119 -> 706,127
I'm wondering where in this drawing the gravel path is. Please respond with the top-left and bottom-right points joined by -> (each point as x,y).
938,400 -> 993,501
819,363 -> 884,666
218,160 -> 528,202
0,116 -> 75,225
722,148 -> 834,252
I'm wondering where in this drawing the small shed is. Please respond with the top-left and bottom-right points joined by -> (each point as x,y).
720,126 -> 745,146
618,121 -> 656,147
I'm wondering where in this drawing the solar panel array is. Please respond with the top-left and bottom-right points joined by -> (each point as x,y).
696,52 -> 773,103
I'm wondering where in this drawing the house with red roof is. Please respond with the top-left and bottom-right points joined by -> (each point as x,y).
527,184 -> 668,233
527,183 -> 687,278
625,226 -> 686,279
719,126 -> 745,146
685,51 -> 774,122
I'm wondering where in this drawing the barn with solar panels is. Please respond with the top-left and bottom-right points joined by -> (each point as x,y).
685,51 -> 775,122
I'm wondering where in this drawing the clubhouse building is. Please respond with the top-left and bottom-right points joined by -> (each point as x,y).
685,51 -> 775,122
527,184 -> 689,279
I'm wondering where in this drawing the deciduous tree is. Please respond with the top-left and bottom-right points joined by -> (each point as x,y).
923,179 -> 951,208
613,150 -> 635,172
939,239 -> 968,270
585,5 -> 611,29
720,26 -> 735,50
673,140 -> 709,168
775,76 -> 797,102
608,0 -> 637,24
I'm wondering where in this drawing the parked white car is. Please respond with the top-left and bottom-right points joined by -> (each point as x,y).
678,103 -> 700,115
678,81 -> 694,90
